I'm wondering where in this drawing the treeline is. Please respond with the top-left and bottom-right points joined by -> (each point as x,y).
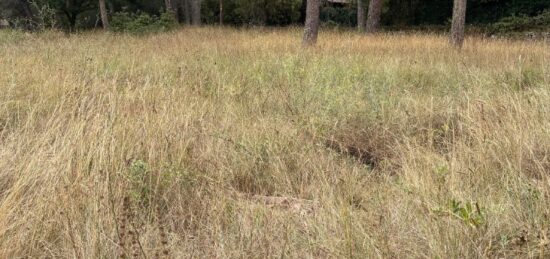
0,0 -> 548,31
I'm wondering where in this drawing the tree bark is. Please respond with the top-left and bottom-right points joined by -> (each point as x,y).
20,0 -> 34,20
366,0 -> 382,33
303,0 -> 320,46
190,0 -> 201,25
450,0 -> 467,48
357,0 -> 366,31
164,0 -> 179,20
219,0 -> 223,25
99,0 -> 109,29
183,0 -> 191,24
64,11 -> 77,31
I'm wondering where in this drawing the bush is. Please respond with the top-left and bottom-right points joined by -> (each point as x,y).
202,0 -> 301,26
491,10 -> 550,33
110,11 -> 178,34
320,6 -> 356,28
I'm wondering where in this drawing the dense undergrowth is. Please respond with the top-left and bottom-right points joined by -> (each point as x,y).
0,28 -> 549,258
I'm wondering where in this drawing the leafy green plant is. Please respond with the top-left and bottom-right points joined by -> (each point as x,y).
447,200 -> 486,228
433,199 -> 486,228
127,159 -> 152,207
110,11 -> 178,34
29,0 -> 57,30
125,159 -> 205,215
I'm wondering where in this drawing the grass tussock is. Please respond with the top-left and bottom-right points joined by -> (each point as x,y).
0,27 -> 549,258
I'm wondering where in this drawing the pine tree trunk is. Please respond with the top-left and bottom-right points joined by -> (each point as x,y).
21,0 -> 34,20
219,0 -> 223,25
450,0 -> 467,48
99,0 -> 109,29
366,0 -> 382,33
303,0 -> 320,46
191,0 -> 201,25
183,0 -> 191,24
357,0 -> 366,31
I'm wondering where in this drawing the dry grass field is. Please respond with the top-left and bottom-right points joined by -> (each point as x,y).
0,27 -> 549,258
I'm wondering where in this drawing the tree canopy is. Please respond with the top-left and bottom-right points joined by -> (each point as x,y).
0,0 -> 548,31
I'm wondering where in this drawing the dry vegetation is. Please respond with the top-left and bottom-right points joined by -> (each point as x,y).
0,27 -> 549,258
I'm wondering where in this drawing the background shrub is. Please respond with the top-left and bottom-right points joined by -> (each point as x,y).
110,10 -> 177,34
491,10 -> 550,33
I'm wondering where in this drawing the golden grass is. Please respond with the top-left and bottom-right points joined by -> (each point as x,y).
0,27 -> 549,258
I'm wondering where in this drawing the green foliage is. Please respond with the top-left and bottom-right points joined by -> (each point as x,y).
125,159 -> 205,222
263,0 -> 302,26
490,10 -> 550,33
448,200 -> 486,228
110,11 -> 178,34
0,0 -> 57,31
28,0 -> 57,30
321,5 -> 356,27
160,11 -> 177,29
1,0 -> 549,30
435,199 -> 486,228
203,0 -> 302,26
127,160 -> 153,207
385,0 -> 550,26
126,160 -> 177,214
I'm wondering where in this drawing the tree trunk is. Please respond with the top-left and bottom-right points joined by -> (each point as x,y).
190,0 -> 201,25
357,0 -> 366,31
183,0 -> 191,24
65,11 -> 77,31
18,0 -> 34,30
164,0 -> 179,20
450,0 -> 467,48
21,0 -> 34,20
63,0 -> 77,31
99,0 -> 109,29
303,0 -> 320,46
219,0 -> 223,25
366,0 -> 383,33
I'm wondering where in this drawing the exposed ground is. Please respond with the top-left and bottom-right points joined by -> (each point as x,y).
0,27 -> 549,258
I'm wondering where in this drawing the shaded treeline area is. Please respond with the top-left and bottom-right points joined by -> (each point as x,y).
0,0 -> 548,31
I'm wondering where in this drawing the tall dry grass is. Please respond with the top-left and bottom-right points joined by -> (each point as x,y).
0,27 -> 549,258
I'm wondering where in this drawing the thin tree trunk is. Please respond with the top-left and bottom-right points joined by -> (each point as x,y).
21,0 -> 34,19
99,0 -> 109,29
19,0 -> 34,30
174,0 -> 181,21
357,0 -> 366,31
218,0 -> 223,25
366,0 -> 382,33
63,0 -> 78,31
183,0 -> 191,24
303,0 -> 320,46
164,0 -> 179,20
450,0 -> 467,48
190,0 -> 201,25
64,10 -> 77,31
